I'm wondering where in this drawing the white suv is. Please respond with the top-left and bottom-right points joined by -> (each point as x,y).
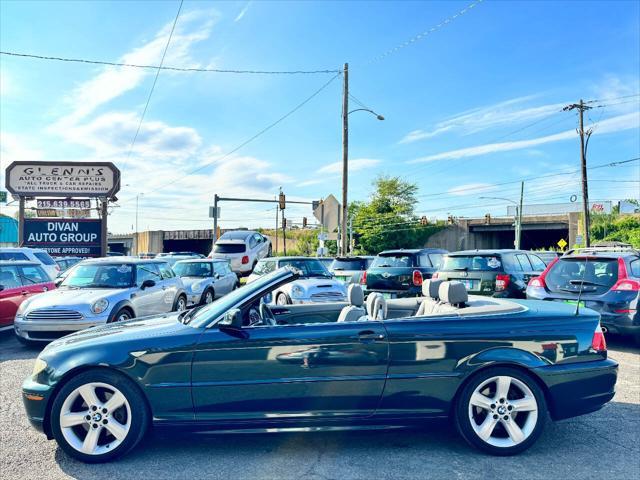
0,248 -> 59,280
209,230 -> 271,275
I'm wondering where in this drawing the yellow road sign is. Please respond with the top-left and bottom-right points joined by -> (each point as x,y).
557,238 -> 567,249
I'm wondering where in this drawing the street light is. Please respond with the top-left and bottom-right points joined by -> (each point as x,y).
341,64 -> 384,255
479,193 -> 522,249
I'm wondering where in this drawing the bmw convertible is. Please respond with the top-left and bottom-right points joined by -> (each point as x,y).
23,267 -> 618,462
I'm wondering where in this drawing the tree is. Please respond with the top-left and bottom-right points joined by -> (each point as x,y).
351,176 -> 444,254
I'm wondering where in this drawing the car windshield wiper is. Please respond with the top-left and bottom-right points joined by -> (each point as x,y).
377,264 -> 392,268
179,306 -> 202,324
453,267 -> 469,271
85,284 -> 122,289
569,279 -> 607,287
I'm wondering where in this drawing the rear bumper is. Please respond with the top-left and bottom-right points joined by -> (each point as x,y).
600,313 -> 640,337
533,358 -> 618,421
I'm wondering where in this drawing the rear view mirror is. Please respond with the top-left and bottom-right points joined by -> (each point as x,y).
219,308 -> 242,329
141,279 -> 156,290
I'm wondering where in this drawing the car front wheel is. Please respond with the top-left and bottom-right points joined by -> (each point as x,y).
201,289 -> 214,305
276,293 -> 290,305
50,370 -> 149,463
174,295 -> 187,312
455,367 -> 547,456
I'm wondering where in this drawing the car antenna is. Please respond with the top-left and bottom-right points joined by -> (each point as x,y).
574,255 -> 589,316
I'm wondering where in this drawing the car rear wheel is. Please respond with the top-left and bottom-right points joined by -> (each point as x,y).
455,367 -> 547,456
50,370 -> 149,463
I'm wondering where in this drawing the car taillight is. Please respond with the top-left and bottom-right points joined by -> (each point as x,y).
591,324 -> 607,352
241,256 -> 249,264
611,258 -> 640,291
495,274 -> 510,291
360,271 -> 367,285
412,270 -> 423,286
527,257 -> 558,290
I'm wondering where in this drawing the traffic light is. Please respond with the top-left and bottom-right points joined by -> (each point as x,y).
485,213 -> 491,224
302,217 -> 307,228
420,216 -> 428,226
282,218 -> 287,228
279,192 -> 286,210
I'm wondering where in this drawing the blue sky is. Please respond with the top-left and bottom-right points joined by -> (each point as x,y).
1,0 -> 638,233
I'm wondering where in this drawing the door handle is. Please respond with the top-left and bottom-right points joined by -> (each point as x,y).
272,308 -> 290,315
358,330 -> 385,342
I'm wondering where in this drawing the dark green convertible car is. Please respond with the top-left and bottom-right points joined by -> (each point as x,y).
23,268 -> 618,462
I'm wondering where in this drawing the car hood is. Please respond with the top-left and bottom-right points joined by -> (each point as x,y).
180,277 -> 208,289
289,278 -> 347,291
24,287 -> 124,310
44,313 -> 188,352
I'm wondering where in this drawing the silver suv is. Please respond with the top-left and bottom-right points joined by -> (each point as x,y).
14,257 -> 186,344
209,230 -> 271,275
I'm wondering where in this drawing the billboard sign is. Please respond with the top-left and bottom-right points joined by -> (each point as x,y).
23,219 -> 102,257
5,161 -> 120,198
37,198 -> 92,209
507,201 -> 612,216
619,200 -> 640,214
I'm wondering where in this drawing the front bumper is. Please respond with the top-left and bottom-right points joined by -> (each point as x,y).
533,358 -> 618,421
22,375 -> 55,436
14,315 -> 109,342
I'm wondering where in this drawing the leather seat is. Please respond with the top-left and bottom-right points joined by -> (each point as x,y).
416,279 -> 444,316
371,294 -> 387,320
432,281 -> 468,313
337,284 -> 366,322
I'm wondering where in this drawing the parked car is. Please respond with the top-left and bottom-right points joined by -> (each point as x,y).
137,252 -> 156,259
317,256 -> 335,270
209,230 -> 271,275
247,256 -> 346,304
527,246 -> 640,343
22,267 -> 617,462
533,251 -> 561,265
0,247 -> 59,280
365,248 -> 447,298
0,261 -> 55,332
14,257 -> 187,344
329,256 -> 374,284
173,259 -> 239,306
160,253 -> 201,267
54,256 -> 83,275
434,249 -> 547,298
106,252 -> 125,257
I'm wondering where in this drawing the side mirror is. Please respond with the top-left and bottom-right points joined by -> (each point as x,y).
219,308 -> 242,329
214,273 -> 220,279
141,279 -> 156,290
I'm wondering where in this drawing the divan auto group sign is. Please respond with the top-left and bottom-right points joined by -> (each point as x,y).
5,161 -> 120,197
23,219 -> 102,257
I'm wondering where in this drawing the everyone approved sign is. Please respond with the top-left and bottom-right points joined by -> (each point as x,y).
5,161 -> 120,197
23,219 -> 102,256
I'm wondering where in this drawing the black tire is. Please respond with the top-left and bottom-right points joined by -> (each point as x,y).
173,295 -> 187,312
454,367 -> 547,456
267,245 -> 272,257
276,293 -> 290,305
109,308 -> 133,323
200,288 -> 215,305
50,369 -> 149,463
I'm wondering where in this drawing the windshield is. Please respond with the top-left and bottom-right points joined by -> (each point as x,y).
34,251 -> 56,265
442,255 -> 503,271
279,259 -> 331,277
213,243 -> 246,254
173,262 -> 212,277
330,259 -> 366,271
545,258 -> 618,295
188,268 -> 291,327
371,254 -> 415,268
61,263 -> 133,288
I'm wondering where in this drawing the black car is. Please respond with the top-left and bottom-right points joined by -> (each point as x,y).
364,248 -> 447,298
527,246 -> 640,343
534,251 -> 561,265
435,250 -> 547,298
23,267 -> 617,462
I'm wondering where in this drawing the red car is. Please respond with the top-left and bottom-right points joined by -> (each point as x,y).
0,261 -> 55,332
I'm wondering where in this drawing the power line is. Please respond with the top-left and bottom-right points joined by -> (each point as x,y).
126,0 -> 183,162
0,51 -> 341,75
115,71 -> 342,206
364,0 -> 485,66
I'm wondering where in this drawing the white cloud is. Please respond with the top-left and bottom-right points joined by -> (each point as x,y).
234,2 -> 251,22
447,183 -> 496,196
408,112 -> 640,164
399,95 -> 565,144
0,132 -> 44,163
317,158 -> 381,175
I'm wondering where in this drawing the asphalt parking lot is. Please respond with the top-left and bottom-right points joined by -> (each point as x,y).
1,333 -> 638,480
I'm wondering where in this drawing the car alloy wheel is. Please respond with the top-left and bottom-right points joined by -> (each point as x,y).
176,296 -> 187,311
116,311 -> 131,322
204,290 -> 214,304
58,382 -> 131,456
276,293 -> 289,305
468,375 -> 538,448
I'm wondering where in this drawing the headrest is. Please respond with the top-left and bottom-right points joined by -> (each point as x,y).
347,284 -> 364,307
366,292 -> 381,316
422,279 -> 443,299
372,295 -> 387,320
438,281 -> 468,305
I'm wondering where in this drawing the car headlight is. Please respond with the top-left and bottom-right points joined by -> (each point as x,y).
91,298 -> 109,314
16,300 -> 29,317
32,358 -> 47,376
291,284 -> 305,298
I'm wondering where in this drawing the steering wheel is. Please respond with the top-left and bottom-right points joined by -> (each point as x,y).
259,303 -> 277,326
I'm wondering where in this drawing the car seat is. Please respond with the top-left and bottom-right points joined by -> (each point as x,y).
337,284 -> 366,322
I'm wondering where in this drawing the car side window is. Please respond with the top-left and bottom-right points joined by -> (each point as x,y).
18,265 -> 49,285
158,262 -> 175,279
0,265 -> 21,289
528,254 -> 547,271
515,254 -> 532,271
136,264 -> 161,286
417,254 -> 432,267
254,233 -> 263,244
630,259 -> 640,277
248,237 -> 257,249
213,262 -> 226,276
0,252 -> 29,261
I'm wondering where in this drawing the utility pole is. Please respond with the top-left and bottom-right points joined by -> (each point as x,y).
563,99 -> 593,247
281,211 -> 287,255
212,194 -> 219,252
349,215 -> 353,255
274,200 -> 279,254
516,181 -> 524,250
341,62 -> 349,257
